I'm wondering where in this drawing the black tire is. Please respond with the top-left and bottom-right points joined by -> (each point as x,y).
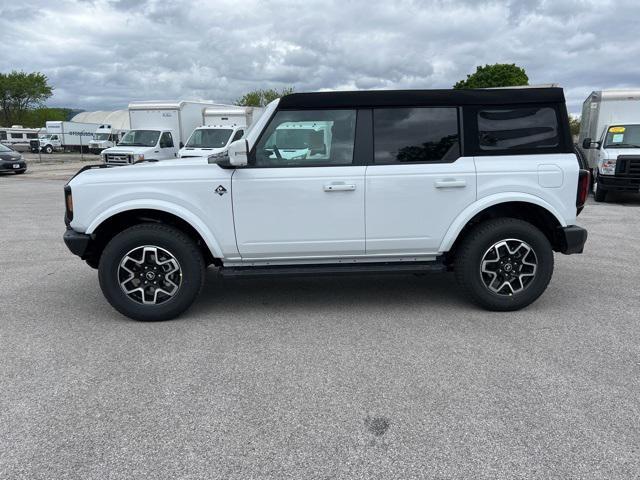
454,218 -> 554,311
98,223 -> 205,321
44,145 -> 53,154
593,180 -> 607,202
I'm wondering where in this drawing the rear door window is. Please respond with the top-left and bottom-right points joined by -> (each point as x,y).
373,107 -> 460,164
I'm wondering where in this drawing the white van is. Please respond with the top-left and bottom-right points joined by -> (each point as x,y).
88,124 -> 127,154
178,106 -> 263,158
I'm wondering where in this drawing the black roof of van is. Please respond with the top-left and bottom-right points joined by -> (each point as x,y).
278,88 -> 566,109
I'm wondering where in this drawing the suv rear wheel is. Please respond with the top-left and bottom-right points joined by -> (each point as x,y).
454,218 -> 554,311
98,223 -> 205,321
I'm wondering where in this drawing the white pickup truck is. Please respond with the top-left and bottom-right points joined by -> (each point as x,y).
63,88 -> 589,321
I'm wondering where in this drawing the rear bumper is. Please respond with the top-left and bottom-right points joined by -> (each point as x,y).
557,226 -> 588,255
598,174 -> 640,192
63,228 -> 92,257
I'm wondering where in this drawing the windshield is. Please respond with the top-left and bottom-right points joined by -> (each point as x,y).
94,133 -> 110,141
0,143 -> 13,152
604,125 -> 640,148
40,134 -> 51,140
185,129 -> 233,148
118,130 -> 160,147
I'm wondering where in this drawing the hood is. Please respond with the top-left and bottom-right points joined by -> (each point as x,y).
69,156 -> 214,187
179,146 -> 227,158
102,145 -> 155,155
603,147 -> 640,158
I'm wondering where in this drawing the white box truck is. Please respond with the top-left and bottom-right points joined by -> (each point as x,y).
579,90 -> 640,202
38,121 -> 101,153
88,124 -> 129,154
179,106 -> 264,158
102,100 -> 217,165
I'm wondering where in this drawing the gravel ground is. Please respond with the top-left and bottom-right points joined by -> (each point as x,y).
1,171 -> 639,479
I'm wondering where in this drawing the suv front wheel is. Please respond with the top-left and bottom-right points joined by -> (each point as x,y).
98,223 -> 205,321
455,218 -> 554,311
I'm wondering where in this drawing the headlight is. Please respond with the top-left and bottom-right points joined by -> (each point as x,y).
599,158 -> 616,175
134,154 -> 145,161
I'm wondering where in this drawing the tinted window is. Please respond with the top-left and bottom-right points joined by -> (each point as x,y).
0,131 -> 6,140
159,132 -> 174,148
231,129 -> 244,142
374,108 -> 459,164
477,107 -> 559,151
254,109 -> 356,167
10,133 -> 24,139
26,133 -> 38,139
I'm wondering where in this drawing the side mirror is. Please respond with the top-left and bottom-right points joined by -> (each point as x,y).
227,139 -> 248,167
179,142 -> 184,148
582,138 -> 601,149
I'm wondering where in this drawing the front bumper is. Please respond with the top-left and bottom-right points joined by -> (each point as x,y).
598,174 -> 640,192
0,160 -> 27,172
63,228 -> 92,257
556,226 -> 588,255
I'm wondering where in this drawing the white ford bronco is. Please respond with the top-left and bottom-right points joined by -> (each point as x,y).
63,88 -> 589,321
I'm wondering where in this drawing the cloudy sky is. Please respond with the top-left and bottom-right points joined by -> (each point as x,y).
1,0 -> 639,115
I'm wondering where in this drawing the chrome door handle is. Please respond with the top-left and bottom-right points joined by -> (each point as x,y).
324,183 -> 356,192
435,179 -> 466,188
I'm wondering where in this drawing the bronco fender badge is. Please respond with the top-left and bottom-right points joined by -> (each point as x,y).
215,185 -> 227,196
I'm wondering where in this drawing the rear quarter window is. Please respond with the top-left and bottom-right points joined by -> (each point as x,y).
465,105 -> 569,156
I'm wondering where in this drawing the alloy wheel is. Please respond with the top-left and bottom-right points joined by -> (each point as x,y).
479,238 -> 537,296
118,245 -> 182,305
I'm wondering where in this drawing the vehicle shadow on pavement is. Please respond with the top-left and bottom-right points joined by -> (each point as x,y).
599,192 -> 640,205
195,270 -> 468,314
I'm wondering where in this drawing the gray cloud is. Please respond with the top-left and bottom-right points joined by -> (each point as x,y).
1,0 -> 638,114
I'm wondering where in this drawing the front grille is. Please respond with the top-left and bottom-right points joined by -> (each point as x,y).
616,155 -> 640,178
105,153 -> 132,165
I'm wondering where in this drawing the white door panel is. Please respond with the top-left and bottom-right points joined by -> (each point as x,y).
232,166 -> 366,258
365,156 -> 477,254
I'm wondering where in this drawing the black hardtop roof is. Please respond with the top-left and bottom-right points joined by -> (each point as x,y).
278,87 -> 566,109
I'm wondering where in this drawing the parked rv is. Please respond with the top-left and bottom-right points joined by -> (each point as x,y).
579,90 -> 640,201
88,124 -> 127,154
178,106 -> 263,158
36,121 -> 101,153
0,126 -> 41,152
101,101 -> 218,165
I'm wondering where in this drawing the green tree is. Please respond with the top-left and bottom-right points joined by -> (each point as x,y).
19,107 -> 73,128
0,71 -> 53,126
568,114 -> 581,137
235,87 -> 295,107
453,63 -> 529,89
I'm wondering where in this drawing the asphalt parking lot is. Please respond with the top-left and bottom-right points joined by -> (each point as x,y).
1,168 -> 639,479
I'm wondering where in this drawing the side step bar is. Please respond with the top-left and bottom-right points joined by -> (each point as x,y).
219,261 -> 446,278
